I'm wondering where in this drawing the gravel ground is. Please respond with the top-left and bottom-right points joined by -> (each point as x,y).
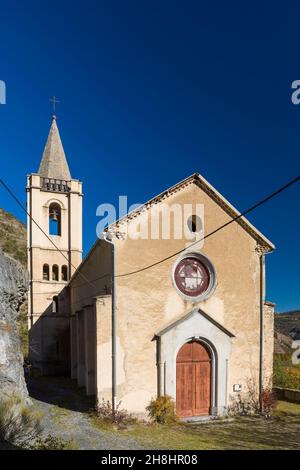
26,376 -> 143,450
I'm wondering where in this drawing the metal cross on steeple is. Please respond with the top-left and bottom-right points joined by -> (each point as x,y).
49,96 -> 60,116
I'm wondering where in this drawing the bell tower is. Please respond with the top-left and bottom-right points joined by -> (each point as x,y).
27,115 -> 83,374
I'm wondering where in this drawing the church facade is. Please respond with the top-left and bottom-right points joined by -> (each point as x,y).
28,117 -> 275,418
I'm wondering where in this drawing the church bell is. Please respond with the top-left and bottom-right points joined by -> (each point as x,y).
50,209 -> 58,221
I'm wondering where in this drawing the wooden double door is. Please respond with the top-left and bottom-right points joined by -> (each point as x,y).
176,340 -> 211,417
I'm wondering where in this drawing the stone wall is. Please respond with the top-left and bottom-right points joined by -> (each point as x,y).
274,387 -> 300,404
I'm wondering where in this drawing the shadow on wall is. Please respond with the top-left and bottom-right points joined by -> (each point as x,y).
27,288 -> 97,412
28,286 -> 71,377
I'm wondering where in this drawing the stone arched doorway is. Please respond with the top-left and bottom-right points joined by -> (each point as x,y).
176,340 -> 211,417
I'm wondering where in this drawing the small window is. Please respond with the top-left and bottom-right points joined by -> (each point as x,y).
43,264 -> 49,281
187,214 -> 202,233
52,296 -> 58,313
61,265 -> 68,282
52,264 -> 59,281
49,203 -> 61,236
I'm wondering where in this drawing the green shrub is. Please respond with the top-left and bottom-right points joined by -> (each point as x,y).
273,355 -> 300,390
17,302 -> 29,360
146,395 -> 177,424
32,435 -> 75,450
260,388 -> 277,418
0,208 -> 27,266
95,399 -> 136,425
0,396 -> 42,446
229,379 -> 277,417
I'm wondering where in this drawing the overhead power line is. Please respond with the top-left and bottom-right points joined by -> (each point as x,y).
115,175 -> 300,278
0,178 -> 97,291
1,175 -> 299,296
72,174 -> 300,288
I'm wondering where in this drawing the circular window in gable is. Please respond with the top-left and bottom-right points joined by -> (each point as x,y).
173,253 -> 216,301
187,214 -> 202,233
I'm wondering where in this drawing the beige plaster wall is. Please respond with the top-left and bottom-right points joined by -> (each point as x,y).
69,179 -> 274,414
70,239 -> 112,312
111,181 -> 272,413
27,173 -> 82,373
263,302 -> 275,387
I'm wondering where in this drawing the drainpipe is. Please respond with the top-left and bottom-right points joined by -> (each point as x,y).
259,254 -> 264,412
156,336 -> 164,397
102,234 -> 116,416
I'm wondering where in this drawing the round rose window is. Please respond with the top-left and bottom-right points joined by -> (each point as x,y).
173,254 -> 215,300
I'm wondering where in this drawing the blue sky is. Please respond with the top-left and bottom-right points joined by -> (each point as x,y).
0,1 -> 299,311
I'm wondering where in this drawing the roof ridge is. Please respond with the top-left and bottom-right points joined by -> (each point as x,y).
106,172 -> 274,250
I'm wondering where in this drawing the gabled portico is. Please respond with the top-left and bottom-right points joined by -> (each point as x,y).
156,309 -> 235,417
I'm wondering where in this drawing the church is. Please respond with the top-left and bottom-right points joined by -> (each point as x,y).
27,116 -> 275,418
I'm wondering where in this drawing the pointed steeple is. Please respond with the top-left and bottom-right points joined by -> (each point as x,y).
38,116 -> 71,180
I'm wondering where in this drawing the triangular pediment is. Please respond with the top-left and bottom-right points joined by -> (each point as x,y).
106,173 -> 274,251
156,309 -> 235,338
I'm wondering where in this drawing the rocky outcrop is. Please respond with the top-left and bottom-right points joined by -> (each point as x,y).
274,311 -> 300,355
0,249 -> 28,401
275,311 -> 300,338
274,331 -> 291,354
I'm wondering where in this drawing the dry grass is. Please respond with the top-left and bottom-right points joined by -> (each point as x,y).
96,400 -> 300,450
